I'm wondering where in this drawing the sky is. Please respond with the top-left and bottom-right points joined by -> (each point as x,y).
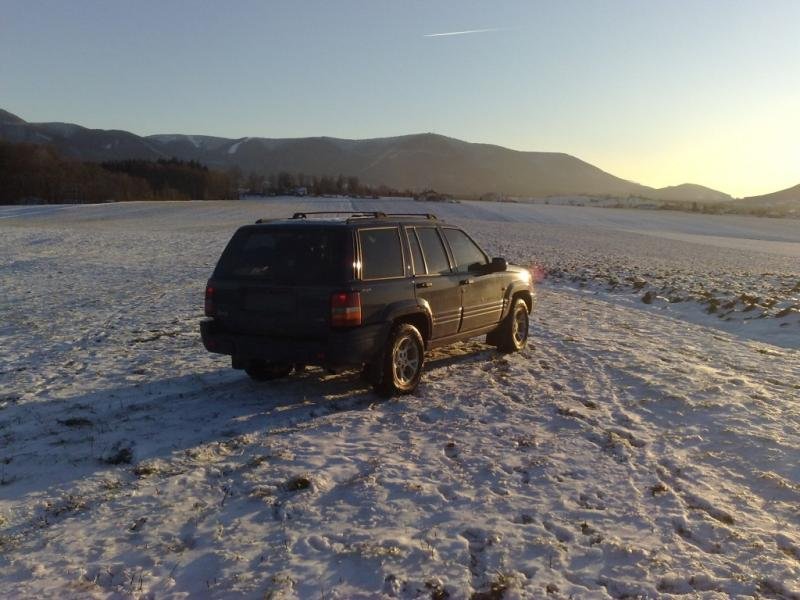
1,0 -> 799,197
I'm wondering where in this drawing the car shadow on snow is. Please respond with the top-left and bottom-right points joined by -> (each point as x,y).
2,340 -> 500,502
0,340 -> 510,502
0,366 -> 370,500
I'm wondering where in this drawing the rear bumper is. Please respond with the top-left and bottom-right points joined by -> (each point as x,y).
200,318 -> 386,367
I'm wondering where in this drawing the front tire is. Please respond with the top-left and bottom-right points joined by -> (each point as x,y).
373,323 -> 425,397
245,360 -> 293,381
494,298 -> 529,353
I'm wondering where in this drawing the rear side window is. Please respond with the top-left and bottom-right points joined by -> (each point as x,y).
406,228 -> 426,275
214,227 -> 347,284
443,228 -> 488,273
359,227 -> 404,280
416,227 -> 451,275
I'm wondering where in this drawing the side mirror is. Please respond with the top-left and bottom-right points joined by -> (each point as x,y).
490,257 -> 507,273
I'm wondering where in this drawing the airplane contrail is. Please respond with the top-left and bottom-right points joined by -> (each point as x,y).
424,27 -> 504,38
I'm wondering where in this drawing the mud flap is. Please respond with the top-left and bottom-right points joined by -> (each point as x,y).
486,327 -> 501,347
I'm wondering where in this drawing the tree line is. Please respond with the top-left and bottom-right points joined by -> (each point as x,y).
102,158 -> 233,200
0,140 -> 236,204
0,140 -> 413,204
240,170 -> 411,198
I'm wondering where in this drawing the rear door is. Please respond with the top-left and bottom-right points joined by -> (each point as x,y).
442,227 -> 504,333
211,226 -> 349,337
407,226 -> 462,339
356,226 -> 414,326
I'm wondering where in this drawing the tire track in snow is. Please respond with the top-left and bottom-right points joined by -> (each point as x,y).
530,288 -> 800,596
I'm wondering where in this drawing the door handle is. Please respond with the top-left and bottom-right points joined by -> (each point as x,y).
415,281 -> 433,288
460,279 -> 474,285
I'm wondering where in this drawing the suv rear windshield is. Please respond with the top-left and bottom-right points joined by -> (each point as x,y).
214,227 -> 348,285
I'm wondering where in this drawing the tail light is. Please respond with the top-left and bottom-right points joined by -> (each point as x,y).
331,291 -> 361,327
204,284 -> 215,317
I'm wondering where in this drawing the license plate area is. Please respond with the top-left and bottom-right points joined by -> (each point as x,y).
244,289 -> 295,313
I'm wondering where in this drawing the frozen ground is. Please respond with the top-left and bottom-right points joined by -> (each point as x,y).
0,199 -> 798,599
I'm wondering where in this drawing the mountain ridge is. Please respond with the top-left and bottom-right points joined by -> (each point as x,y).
739,184 -> 800,208
0,108 -> 775,202
653,183 -> 732,203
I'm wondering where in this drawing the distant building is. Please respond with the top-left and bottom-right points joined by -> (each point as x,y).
414,189 -> 455,203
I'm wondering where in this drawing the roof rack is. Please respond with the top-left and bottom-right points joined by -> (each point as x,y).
384,213 -> 438,220
255,212 -> 439,224
291,211 -> 386,220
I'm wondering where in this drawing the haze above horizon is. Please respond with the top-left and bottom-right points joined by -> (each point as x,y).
2,0 -> 798,197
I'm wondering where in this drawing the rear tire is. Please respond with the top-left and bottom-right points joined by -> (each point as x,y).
245,361 -> 293,381
494,298 -> 529,353
372,323 -> 425,397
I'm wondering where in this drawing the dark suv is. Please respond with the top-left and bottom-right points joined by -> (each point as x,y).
201,212 -> 534,396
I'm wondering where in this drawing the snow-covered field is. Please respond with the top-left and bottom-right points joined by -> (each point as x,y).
1,198 -> 798,599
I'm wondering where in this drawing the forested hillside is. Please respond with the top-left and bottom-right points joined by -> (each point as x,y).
0,140 -> 235,203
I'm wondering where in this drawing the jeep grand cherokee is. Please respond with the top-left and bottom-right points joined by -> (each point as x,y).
201,212 -> 534,396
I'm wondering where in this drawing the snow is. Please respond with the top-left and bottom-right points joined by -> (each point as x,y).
39,122 -> 82,137
0,198 -> 798,598
146,135 -> 210,150
228,138 -> 250,155
147,134 -> 182,144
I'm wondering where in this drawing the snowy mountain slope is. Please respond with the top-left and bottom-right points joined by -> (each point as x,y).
1,108 -> 738,200
0,199 -> 798,598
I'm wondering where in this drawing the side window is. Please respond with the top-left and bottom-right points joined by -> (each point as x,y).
416,227 -> 451,275
406,228 -> 426,275
359,227 -> 404,280
443,228 -> 489,273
